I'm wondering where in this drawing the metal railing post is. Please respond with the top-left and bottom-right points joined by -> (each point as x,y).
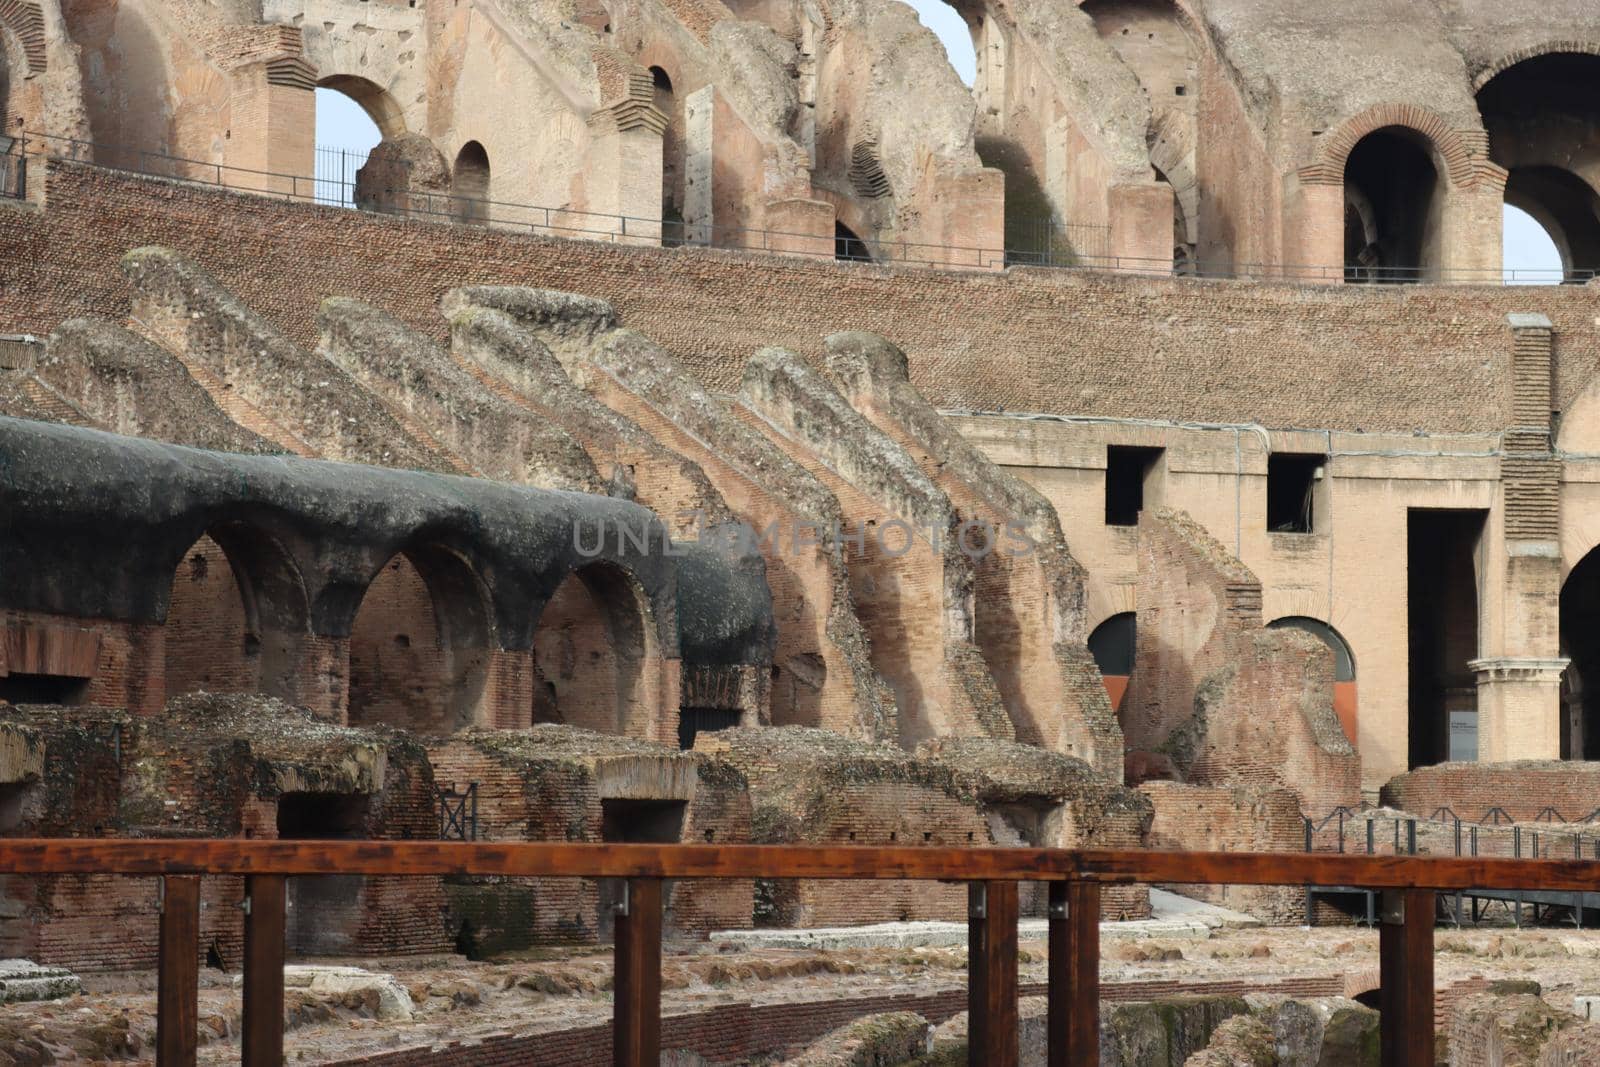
1378,887 -> 1435,1067
968,880 -> 1019,1067
156,875 -> 200,1066
1047,880 -> 1098,1067
613,877 -> 662,1067
241,874 -> 286,1067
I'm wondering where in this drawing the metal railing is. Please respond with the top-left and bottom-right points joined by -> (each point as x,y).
5,839 -> 1600,1066
438,781 -> 478,841
9,129 -> 1593,284
1304,804 -> 1600,929
0,138 -> 24,200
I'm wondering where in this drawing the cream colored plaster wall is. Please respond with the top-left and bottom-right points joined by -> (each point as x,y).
955,413 -> 1504,792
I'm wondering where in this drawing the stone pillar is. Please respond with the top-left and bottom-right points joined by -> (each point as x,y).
585,95 -> 668,246
1107,181 -> 1176,274
223,60 -> 315,197
763,198 -> 834,259
1280,175 -> 1344,284
1470,657 -> 1567,761
1475,313 -> 1565,760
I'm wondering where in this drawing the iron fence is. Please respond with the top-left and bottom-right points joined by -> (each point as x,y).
8,129 -> 1592,285
313,145 -> 369,208
0,138 -> 24,199
438,781 -> 478,841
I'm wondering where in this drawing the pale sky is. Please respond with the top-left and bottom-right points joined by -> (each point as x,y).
315,7 -> 1560,281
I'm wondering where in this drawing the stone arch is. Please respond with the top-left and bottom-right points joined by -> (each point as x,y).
1088,611 -> 1136,712
1473,41 -> 1600,92
1476,51 -> 1600,279
316,74 -> 406,140
452,141 -> 491,224
0,2 -> 44,77
1302,104 -> 1476,189
1267,616 -> 1356,745
532,559 -> 670,739
164,520 -> 311,705
1339,125 -> 1448,282
1148,111 -> 1198,241
347,543 -> 494,733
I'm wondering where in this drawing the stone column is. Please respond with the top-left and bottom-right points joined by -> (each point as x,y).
1107,181 -> 1175,274
1474,313 -> 1566,760
223,58 -> 315,197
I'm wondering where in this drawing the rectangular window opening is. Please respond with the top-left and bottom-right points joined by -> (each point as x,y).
0,673 -> 89,706
1105,446 -> 1164,527
1267,453 -> 1326,533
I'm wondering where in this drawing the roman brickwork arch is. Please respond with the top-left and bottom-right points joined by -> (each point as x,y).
532,559 -> 673,741
316,74 -> 406,140
1300,104 -> 1479,189
347,543 -> 494,734
1288,103 -> 1505,282
1476,49 -> 1600,280
164,521 -> 310,706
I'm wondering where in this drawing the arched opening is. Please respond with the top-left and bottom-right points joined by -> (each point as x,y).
1343,127 -> 1444,283
650,66 -> 687,247
1559,546 -> 1600,759
452,141 -> 491,224
164,524 -> 309,704
1479,52 -> 1600,282
348,547 -> 492,733
901,0 -> 977,86
1502,169 -> 1600,282
1088,612 -> 1136,713
1503,203 -> 1566,284
314,79 -> 390,208
1267,617 -> 1357,744
532,561 -> 665,737
835,220 -> 872,262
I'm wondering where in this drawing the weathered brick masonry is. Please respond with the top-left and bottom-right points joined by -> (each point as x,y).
9,164 -> 1600,434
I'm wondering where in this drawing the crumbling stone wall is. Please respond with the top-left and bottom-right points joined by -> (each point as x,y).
823,331 -> 1122,779
701,727 -> 993,925
32,318 -> 274,453
428,726 -> 753,950
1126,509 -> 1359,814
1380,761 -> 1600,824
315,296 -> 603,493
575,324 -> 896,741
1140,781 -> 1305,923
918,736 -> 1152,919
0,695 -> 451,970
119,246 -> 444,470
739,344 -> 1008,747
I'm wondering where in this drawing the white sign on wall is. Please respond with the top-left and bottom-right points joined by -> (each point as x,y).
1448,710 -> 1478,762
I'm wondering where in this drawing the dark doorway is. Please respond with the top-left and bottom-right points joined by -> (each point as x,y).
835,221 -> 872,262
1407,510 -> 1484,768
678,707 -> 740,749
1560,546 -> 1600,758
0,673 -> 88,705
1344,128 -> 1442,283
279,792 -> 370,954
1105,446 -> 1163,527
1267,453 -> 1325,533
598,799 -> 686,937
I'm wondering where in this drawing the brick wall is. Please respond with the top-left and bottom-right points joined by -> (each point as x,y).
14,162 -> 1600,439
1381,760 -> 1600,824
349,554 -> 487,735
327,975 -> 1346,1067
1140,781 -> 1307,923
1125,510 -> 1360,813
